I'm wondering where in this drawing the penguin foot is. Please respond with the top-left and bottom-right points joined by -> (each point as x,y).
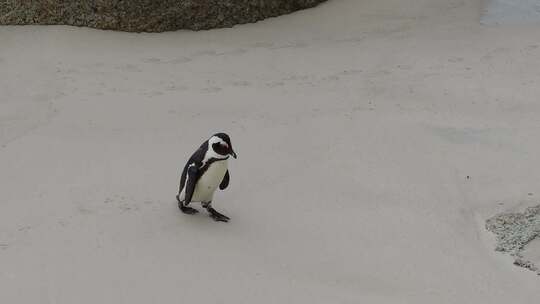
207,208 -> 230,222
180,206 -> 199,214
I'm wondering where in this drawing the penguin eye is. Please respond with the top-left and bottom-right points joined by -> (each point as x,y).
213,143 -> 227,152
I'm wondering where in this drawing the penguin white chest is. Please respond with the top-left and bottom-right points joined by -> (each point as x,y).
192,159 -> 228,202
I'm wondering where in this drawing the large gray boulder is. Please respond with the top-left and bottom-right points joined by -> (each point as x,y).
0,0 -> 327,32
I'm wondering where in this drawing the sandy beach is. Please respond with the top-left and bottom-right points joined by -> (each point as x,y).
1,0 -> 539,303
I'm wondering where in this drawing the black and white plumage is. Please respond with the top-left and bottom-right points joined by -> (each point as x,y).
176,133 -> 237,222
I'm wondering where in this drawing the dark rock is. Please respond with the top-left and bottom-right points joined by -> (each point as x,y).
0,0 -> 328,32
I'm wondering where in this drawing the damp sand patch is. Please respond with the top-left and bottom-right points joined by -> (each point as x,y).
486,205 -> 540,275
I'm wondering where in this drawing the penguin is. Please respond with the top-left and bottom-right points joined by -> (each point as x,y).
176,133 -> 237,222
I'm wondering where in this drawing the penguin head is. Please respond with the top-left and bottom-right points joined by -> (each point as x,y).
209,133 -> 237,159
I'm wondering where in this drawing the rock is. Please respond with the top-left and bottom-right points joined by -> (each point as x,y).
486,204 -> 540,274
0,0 -> 328,32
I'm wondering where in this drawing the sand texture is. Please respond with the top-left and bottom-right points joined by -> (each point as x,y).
1,0 -> 540,303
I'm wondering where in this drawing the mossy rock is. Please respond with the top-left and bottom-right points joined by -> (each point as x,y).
0,0 -> 327,32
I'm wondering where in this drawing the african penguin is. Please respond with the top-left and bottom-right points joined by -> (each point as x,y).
176,133 -> 237,222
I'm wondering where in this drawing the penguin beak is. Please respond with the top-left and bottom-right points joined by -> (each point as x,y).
230,149 -> 237,159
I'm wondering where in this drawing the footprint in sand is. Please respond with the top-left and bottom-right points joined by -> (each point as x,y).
165,84 -> 189,91
142,57 -> 161,63
144,91 -> 164,97
252,42 -> 274,48
270,41 -> 308,50
119,202 -> 139,212
228,80 -> 252,87
447,57 -> 464,63
169,57 -> 192,64
266,81 -> 285,87
192,50 -> 218,57
202,87 -> 223,93
116,64 -> 142,72
78,207 -> 95,215
217,48 -> 248,56
524,44 -> 539,52
17,226 -> 31,233
339,69 -> 363,76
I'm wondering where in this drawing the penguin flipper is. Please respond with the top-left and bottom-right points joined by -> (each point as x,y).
219,170 -> 230,190
183,164 -> 199,206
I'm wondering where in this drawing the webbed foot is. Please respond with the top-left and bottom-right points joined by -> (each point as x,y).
208,207 -> 230,222
180,205 -> 199,214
